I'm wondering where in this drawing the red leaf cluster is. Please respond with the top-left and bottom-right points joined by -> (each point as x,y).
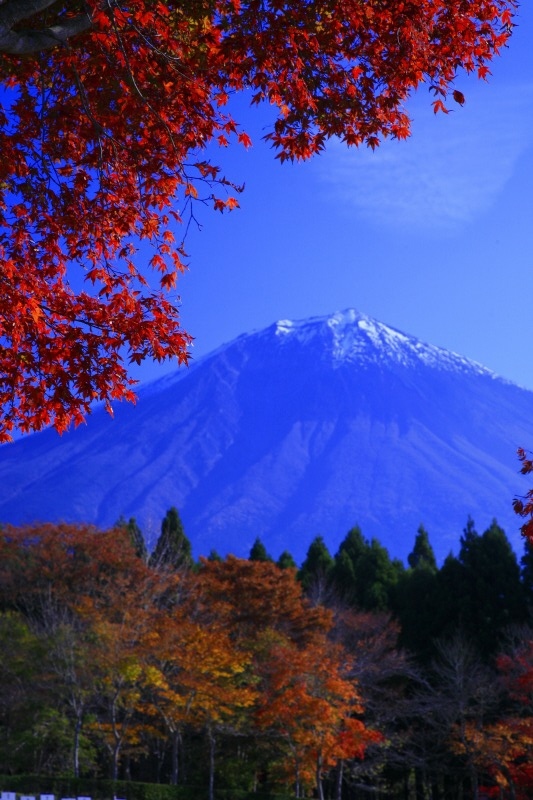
0,0 -> 517,438
513,448 -> 533,544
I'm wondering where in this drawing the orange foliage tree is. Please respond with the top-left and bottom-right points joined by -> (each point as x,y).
0,522 -> 178,779
142,599 -> 257,791
196,557 -> 380,798
256,637 -> 380,800
0,0 -> 516,439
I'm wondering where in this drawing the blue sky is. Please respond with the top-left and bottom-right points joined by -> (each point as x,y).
136,2 -> 533,392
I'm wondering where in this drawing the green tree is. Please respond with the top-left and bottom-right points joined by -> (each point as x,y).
431,551 -> 467,642
337,526 -> 368,564
331,526 -> 367,605
331,547 -> 358,605
353,539 -> 403,612
432,519 -> 526,657
116,516 -> 147,562
395,527 -> 439,661
277,550 -> 297,570
459,519 -> 525,656
407,525 -> 437,571
150,507 -> 193,571
298,536 -> 334,599
330,528 -> 403,612
249,537 -> 272,562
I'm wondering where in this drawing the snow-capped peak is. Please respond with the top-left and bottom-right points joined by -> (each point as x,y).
275,309 -> 497,379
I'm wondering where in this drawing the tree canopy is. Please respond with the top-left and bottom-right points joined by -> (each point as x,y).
0,0 -> 516,439
3,516 -> 533,795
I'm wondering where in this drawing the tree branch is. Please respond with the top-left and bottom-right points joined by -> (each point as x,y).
0,11 -> 92,53
0,0 -> 92,55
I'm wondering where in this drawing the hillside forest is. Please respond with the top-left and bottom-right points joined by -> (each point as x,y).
2,511 -> 533,800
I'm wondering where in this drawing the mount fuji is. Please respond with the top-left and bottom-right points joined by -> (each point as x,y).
1,309 -> 532,564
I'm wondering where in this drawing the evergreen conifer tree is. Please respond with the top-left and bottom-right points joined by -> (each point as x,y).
298,535 -> 334,595
249,537 -> 272,562
336,526 -> 367,565
115,516 -> 148,561
277,551 -> 297,570
395,526 -> 439,661
431,551 -> 466,644
407,525 -> 437,571
330,526 -> 367,605
432,519 -> 526,657
352,539 -> 403,611
150,507 -> 193,571
459,519 -> 526,655
331,548 -> 357,605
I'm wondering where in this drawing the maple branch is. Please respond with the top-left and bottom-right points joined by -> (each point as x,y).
0,0 -> 92,54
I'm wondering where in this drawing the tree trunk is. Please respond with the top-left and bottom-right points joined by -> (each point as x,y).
112,743 -> 120,781
73,716 -> 82,778
111,699 -> 121,780
208,727 -> 215,800
295,760 -> 301,799
316,753 -> 325,800
335,759 -> 344,800
171,729 -> 180,785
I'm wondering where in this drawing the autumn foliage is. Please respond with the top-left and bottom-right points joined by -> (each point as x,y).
0,523 -> 379,792
0,0 -> 517,439
5,517 -> 533,796
513,447 -> 533,545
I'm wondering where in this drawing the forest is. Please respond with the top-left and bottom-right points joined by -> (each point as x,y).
1,510 -> 533,800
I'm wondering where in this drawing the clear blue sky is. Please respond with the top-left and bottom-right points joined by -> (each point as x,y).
135,2 -> 533,392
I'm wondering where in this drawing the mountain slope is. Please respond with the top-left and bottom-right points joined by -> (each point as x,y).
0,309 -> 530,563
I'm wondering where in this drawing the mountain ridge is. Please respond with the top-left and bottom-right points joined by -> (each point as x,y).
0,309 -> 530,563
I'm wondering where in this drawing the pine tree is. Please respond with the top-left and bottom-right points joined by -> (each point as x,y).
150,507 -> 193,571
395,526 -> 439,661
277,550 -> 297,570
331,526 -> 368,605
432,519 -> 526,657
337,526 -> 367,564
407,525 -> 437,571
114,515 -> 148,560
352,539 -> 403,612
249,537 -> 272,562
298,536 -> 334,597
461,519 -> 526,655
331,548 -> 357,605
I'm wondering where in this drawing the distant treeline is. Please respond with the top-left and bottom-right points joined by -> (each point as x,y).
1,510 -> 533,800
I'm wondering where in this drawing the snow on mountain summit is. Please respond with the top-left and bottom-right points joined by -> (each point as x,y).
274,309 -> 496,379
